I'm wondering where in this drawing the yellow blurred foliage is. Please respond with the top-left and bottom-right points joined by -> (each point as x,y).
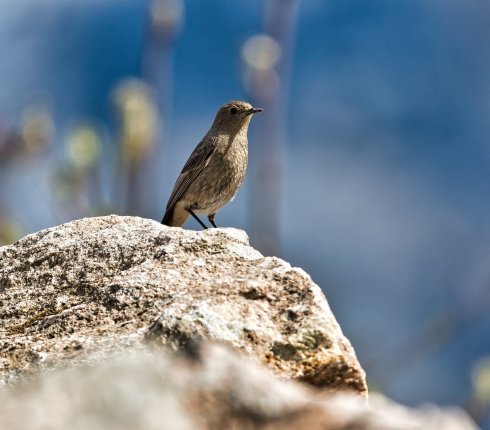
113,79 -> 157,165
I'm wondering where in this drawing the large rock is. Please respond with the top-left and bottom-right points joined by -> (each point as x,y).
0,342 -> 477,430
0,215 -> 366,394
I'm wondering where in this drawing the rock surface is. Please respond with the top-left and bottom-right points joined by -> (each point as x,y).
0,215 -> 366,394
0,342 -> 477,430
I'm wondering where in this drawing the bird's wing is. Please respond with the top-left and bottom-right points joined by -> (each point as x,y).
166,136 -> 218,210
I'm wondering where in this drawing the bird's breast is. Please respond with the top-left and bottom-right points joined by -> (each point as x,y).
212,140 -> 248,189
182,131 -> 249,215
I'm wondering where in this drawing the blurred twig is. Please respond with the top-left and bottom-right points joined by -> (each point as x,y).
113,80 -> 158,215
142,0 -> 183,118
0,103 -> 53,166
139,0 -> 183,218
52,122 -> 108,220
0,127 -> 24,165
0,209 -> 23,245
0,102 -> 54,242
242,0 -> 300,256
468,357 -> 490,427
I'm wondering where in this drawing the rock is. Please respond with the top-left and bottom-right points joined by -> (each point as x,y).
0,215 -> 366,394
0,342 -> 477,430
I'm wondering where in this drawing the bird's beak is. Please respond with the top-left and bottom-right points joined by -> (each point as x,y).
247,107 -> 263,115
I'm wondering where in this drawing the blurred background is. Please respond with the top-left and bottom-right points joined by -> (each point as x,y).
1,0 -> 490,426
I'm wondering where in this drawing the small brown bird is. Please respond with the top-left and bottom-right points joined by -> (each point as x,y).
161,100 -> 262,229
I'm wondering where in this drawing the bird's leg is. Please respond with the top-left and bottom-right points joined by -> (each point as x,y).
208,213 -> 217,228
186,208 -> 208,229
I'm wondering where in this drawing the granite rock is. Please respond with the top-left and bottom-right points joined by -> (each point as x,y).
0,215 -> 366,394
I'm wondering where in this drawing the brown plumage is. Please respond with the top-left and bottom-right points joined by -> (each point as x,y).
161,100 -> 262,229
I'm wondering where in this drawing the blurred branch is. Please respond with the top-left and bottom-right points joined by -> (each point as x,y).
113,79 -> 158,215
0,210 -> 23,246
139,0 -> 183,218
468,357 -> 490,427
0,127 -> 24,165
0,102 -> 54,240
242,0 -> 300,256
142,0 -> 183,117
51,122 -> 108,220
0,103 -> 53,166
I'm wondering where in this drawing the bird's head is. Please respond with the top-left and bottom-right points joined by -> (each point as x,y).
211,100 -> 262,133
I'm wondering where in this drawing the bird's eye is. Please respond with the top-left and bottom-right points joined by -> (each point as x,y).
229,107 -> 237,115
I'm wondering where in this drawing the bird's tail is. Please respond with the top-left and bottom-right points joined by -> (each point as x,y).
161,205 -> 189,227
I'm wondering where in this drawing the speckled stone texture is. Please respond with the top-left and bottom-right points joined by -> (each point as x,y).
0,215 -> 365,394
0,216 -> 479,429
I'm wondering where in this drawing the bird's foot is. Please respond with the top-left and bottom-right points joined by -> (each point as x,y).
186,208 -> 208,229
208,214 -> 217,228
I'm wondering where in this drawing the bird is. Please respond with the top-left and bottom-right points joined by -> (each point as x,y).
161,100 -> 262,229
